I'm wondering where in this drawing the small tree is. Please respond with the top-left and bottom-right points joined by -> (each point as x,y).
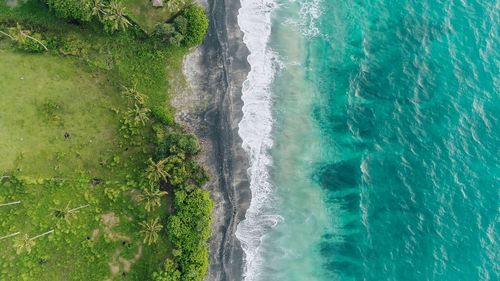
138,187 -> 168,212
139,217 -> 163,245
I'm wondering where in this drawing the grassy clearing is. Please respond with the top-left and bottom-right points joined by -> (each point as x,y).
0,51 -> 140,179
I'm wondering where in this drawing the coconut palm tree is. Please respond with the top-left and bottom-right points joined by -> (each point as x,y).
53,203 -> 90,223
14,234 -> 34,254
146,158 -> 169,183
0,201 -> 21,208
0,232 -> 20,241
0,29 -> 13,40
102,0 -> 131,33
138,187 -> 168,212
4,24 -> 48,51
122,85 -> 147,106
139,217 -> 163,245
13,230 -> 54,254
90,0 -> 106,18
127,103 -> 151,126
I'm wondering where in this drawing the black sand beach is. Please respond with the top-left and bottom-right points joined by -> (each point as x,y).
172,0 -> 251,280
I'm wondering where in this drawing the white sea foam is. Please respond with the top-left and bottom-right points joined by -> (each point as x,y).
235,0 -> 281,280
235,0 -> 324,279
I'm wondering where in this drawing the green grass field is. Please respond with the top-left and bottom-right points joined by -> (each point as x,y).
0,51 -> 137,179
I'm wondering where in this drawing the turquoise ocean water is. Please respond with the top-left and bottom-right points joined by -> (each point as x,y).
237,0 -> 499,280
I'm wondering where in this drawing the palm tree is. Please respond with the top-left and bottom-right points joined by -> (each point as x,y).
0,29 -> 14,40
138,187 -> 167,212
14,234 -> 34,254
53,203 -> 90,223
4,24 -> 48,51
146,158 -> 169,183
127,103 -> 151,126
122,85 -> 147,106
90,0 -> 106,19
13,230 -> 54,254
0,201 -> 21,208
139,217 -> 163,245
0,232 -> 20,241
102,0 -> 131,33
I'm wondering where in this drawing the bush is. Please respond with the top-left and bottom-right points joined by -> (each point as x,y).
173,16 -> 188,35
163,154 -> 190,187
152,259 -> 181,281
46,0 -> 93,22
167,189 -> 213,281
154,22 -> 184,46
59,35 -> 90,56
187,161 -> 209,186
180,5 -> 209,48
151,105 -> 175,126
159,132 -> 201,157
154,5 -> 208,48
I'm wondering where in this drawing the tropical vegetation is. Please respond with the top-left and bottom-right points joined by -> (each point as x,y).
0,0 -> 212,280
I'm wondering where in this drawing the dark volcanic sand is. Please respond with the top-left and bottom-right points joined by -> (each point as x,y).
172,0 -> 251,280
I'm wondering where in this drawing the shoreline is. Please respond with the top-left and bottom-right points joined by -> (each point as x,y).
173,0 -> 251,279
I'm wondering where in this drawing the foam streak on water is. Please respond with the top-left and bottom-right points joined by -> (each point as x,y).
236,0 -> 280,280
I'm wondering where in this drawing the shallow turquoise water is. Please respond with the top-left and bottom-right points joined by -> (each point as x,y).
253,0 -> 499,280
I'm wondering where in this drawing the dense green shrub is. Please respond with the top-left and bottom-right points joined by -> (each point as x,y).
173,15 -> 188,35
46,0 -> 93,22
187,161 -> 209,186
180,5 -> 208,48
159,132 -> 201,157
153,5 -> 208,48
163,153 -> 190,186
152,259 -> 181,281
167,189 -> 213,281
151,105 -> 175,126
59,35 -> 90,56
154,22 -> 183,46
